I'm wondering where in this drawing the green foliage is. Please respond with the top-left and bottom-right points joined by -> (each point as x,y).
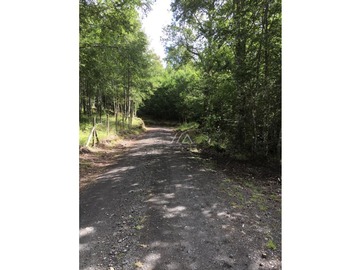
80,0 -> 163,124
138,64 -> 202,121
159,0 -> 281,162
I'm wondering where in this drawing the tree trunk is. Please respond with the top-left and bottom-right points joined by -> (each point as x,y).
88,97 -> 91,117
107,114 -> 109,136
129,100 -> 135,129
115,112 -> 118,133
232,0 -> 247,151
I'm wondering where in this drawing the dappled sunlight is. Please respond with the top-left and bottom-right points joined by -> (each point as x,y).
211,203 -> 219,209
79,242 -> 91,252
170,164 -> 191,169
174,182 -> 199,190
166,261 -> 182,269
79,226 -> 97,255
253,224 -> 271,234
128,188 -> 144,194
79,226 -> 95,238
82,266 -> 102,270
129,148 -> 165,156
231,212 -> 249,218
202,209 -> 213,218
214,254 -> 236,267
141,253 -> 161,270
163,205 -> 187,218
163,193 -> 175,199
156,179 -> 167,184
146,193 -> 175,205
149,241 -> 171,248
104,166 -> 135,175
146,198 -> 170,205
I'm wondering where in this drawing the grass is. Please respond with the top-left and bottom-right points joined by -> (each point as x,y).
79,114 -> 144,146
220,180 -> 245,204
221,177 -> 270,212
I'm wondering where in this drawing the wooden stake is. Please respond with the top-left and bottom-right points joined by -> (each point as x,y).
86,126 -> 96,147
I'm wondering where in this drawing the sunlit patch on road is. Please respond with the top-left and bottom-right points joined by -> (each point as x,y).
79,226 -> 95,238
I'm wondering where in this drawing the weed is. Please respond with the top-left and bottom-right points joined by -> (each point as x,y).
134,216 -> 147,230
266,239 -> 277,250
259,204 -> 268,211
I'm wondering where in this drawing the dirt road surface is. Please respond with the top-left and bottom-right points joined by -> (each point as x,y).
80,127 -> 281,270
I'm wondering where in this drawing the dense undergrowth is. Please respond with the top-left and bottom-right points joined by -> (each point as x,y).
175,121 -> 281,170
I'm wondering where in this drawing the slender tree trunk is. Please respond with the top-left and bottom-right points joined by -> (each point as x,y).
115,112 -> 118,133
99,97 -> 102,122
88,97 -> 91,117
233,0 -> 247,151
129,100 -> 134,129
107,114 -> 109,136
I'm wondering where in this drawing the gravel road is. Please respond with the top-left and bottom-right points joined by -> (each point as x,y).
80,127 -> 281,270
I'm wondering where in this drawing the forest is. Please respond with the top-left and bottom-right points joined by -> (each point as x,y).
80,0 -> 281,163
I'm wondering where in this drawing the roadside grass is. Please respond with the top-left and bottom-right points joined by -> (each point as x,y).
79,115 -> 146,190
220,177 -> 272,212
79,114 -> 144,146
175,122 -> 213,149
176,122 -> 199,131
175,122 -> 229,153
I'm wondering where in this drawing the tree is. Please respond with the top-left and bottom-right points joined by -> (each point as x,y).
161,0 -> 281,161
